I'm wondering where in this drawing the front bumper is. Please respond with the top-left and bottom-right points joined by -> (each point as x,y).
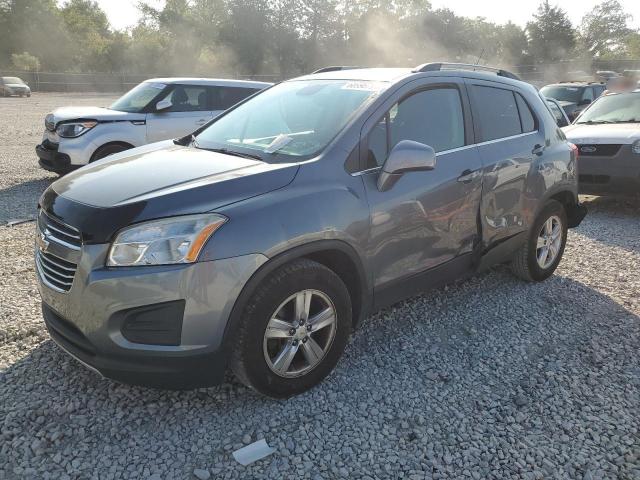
36,140 -> 76,174
577,144 -> 640,196
37,241 -> 268,389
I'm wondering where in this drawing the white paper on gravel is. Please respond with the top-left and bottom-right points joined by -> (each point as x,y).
232,439 -> 276,466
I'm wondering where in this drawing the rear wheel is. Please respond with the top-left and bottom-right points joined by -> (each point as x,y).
511,200 -> 567,282
230,259 -> 351,398
91,143 -> 131,162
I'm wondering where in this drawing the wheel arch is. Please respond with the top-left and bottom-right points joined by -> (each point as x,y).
221,240 -> 371,355
547,189 -> 585,228
90,141 -> 135,162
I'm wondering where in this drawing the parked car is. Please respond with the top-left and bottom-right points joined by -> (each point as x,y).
540,82 -> 606,121
36,63 -> 586,397
563,88 -> 640,196
36,78 -> 271,174
1,76 -> 31,97
545,97 -> 571,127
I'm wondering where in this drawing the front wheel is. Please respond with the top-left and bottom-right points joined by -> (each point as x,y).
230,259 -> 352,398
511,200 -> 567,282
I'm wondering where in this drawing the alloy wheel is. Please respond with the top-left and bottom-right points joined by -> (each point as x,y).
536,215 -> 562,269
263,289 -> 337,378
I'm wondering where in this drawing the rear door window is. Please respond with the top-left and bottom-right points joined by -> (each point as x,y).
472,86 -> 521,141
211,86 -> 261,110
472,86 -> 538,141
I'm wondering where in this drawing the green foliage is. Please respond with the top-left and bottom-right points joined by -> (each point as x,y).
0,0 -> 638,76
578,0 -> 632,58
11,51 -> 41,71
526,1 -> 575,63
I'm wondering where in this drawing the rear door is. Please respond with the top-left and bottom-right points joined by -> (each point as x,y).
146,84 -> 213,142
467,81 -> 544,245
358,78 -> 483,295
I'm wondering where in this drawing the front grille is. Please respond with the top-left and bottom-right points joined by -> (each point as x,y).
576,144 -> 622,157
36,250 -> 77,292
38,210 -> 81,250
36,210 -> 81,293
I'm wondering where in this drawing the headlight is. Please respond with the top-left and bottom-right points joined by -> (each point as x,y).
56,120 -> 98,138
632,140 -> 640,155
107,214 -> 227,267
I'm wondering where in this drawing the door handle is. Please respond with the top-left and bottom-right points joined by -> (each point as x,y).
457,169 -> 479,183
532,144 -> 545,156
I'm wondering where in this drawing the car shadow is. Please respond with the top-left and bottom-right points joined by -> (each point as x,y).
1,272 -> 639,477
576,195 -> 640,254
0,178 -> 53,224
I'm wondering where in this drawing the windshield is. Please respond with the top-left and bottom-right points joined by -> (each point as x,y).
540,86 -> 583,103
109,82 -> 166,113
576,92 -> 640,124
2,77 -> 24,85
194,79 -> 387,160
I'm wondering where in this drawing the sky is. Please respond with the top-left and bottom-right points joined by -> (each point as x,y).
95,0 -> 640,31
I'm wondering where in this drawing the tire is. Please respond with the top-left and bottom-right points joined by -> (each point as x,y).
511,199 -> 567,282
91,143 -> 131,162
230,259 -> 352,398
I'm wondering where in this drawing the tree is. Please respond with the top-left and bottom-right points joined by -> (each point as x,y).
578,0 -> 633,57
11,51 -> 41,71
526,1 -> 575,64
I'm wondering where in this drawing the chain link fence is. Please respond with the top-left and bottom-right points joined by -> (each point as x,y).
2,59 -> 640,92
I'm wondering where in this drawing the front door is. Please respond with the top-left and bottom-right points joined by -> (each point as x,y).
146,84 -> 214,142
358,80 -> 483,300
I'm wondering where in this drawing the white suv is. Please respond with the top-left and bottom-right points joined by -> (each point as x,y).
36,78 -> 271,174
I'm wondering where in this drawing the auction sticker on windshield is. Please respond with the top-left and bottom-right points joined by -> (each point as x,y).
341,81 -> 386,92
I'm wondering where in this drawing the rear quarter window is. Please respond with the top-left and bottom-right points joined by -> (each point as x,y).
515,93 -> 536,132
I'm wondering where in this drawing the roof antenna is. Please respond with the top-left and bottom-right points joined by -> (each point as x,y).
474,49 -> 485,69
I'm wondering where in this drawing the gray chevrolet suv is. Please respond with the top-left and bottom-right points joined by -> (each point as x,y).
36,63 -> 586,397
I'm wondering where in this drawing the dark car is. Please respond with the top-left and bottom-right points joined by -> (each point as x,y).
35,63 -> 586,397
540,82 -> 606,121
545,97 -> 571,127
1,76 -> 31,97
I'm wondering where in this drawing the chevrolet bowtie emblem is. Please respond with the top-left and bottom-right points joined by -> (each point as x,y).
37,232 -> 50,252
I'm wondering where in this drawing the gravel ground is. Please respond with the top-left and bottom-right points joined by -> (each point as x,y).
1,94 -> 639,480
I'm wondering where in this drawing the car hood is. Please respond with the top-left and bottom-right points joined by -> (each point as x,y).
562,123 -> 640,144
41,141 -> 299,243
6,83 -> 29,89
47,106 -> 144,125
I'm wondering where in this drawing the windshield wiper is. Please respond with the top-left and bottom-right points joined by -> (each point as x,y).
577,120 -> 614,124
205,147 -> 264,162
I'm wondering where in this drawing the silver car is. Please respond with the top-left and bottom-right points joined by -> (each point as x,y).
36,63 -> 586,397
563,89 -> 640,195
36,78 -> 271,174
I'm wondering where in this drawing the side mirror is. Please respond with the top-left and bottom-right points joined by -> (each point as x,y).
578,98 -> 591,106
155,99 -> 172,111
377,140 -> 436,192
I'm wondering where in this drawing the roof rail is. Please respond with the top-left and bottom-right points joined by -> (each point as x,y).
413,62 -> 521,81
312,66 -> 362,74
